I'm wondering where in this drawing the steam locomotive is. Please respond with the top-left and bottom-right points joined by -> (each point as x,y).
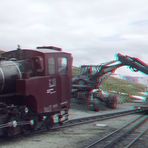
0,46 -> 72,136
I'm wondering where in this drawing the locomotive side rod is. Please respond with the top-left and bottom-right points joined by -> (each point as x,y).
0,120 -> 34,129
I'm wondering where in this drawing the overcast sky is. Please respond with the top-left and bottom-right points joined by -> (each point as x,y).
0,0 -> 148,77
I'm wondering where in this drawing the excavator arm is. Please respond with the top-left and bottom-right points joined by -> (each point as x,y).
87,53 -> 148,76
117,53 -> 148,74
87,53 -> 148,87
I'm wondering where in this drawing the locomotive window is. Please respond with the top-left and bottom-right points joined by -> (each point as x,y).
58,57 -> 68,74
33,56 -> 44,73
48,57 -> 55,74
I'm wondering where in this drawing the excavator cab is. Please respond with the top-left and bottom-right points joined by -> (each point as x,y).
80,65 -> 102,76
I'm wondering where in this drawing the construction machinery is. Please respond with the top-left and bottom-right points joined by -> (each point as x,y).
72,53 -> 148,111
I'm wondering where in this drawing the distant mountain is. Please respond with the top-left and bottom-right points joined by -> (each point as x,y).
112,74 -> 148,86
0,50 -> 4,54
122,76 -> 148,86
103,76 -> 146,96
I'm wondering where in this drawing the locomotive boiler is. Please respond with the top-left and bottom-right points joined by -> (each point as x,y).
0,46 -> 72,136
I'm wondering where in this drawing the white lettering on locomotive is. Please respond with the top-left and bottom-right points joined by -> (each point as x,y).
61,101 -> 68,105
53,104 -> 58,109
46,78 -> 56,94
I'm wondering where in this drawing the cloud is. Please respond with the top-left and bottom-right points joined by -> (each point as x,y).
0,0 -> 147,77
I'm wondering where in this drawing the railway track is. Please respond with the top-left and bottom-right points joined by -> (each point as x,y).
18,109 -> 142,137
85,114 -> 148,148
52,109 -> 142,130
0,108 -> 143,139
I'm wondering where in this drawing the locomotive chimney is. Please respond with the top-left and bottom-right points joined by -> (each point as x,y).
17,44 -> 21,50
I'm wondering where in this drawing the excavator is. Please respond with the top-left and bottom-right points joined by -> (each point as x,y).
72,53 -> 148,111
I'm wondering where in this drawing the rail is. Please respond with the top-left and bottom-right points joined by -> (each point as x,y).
52,109 -> 142,130
85,115 -> 147,148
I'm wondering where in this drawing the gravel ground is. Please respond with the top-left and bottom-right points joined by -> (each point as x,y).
133,130 -> 148,148
0,114 -> 141,148
69,102 -> 137,120
0,102 -> 147,148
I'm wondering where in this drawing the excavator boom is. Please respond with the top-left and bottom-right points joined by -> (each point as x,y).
117,53 -> 148,74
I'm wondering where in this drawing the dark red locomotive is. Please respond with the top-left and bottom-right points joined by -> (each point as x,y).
0,46 -> 72,136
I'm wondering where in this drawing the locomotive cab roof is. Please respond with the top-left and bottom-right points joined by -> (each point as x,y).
1,46 -> 71,60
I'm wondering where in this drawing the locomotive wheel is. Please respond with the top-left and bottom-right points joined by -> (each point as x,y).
36,115 -> 53,130
4,116 -> 22,137
22,110 -> 38,133
45,116 -> 54,129
44,117 -> 51,129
